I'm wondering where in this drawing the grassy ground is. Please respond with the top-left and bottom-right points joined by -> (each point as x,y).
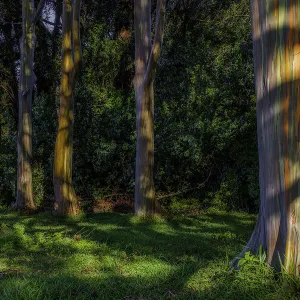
0,209 -> 299,299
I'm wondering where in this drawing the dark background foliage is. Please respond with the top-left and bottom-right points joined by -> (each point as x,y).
0,0 -> 258,212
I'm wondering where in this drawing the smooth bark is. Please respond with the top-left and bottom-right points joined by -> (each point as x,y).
53,0 -> 82,215
235,0 -> 300,275
134,0 -> 166,217
14,0 -> 45,210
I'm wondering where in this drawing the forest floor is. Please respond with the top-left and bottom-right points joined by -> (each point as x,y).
0,208 -> 299,299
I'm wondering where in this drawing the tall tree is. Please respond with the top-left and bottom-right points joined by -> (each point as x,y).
14,0 -> 45,210
53,0 -> 82,215
134,0 -> 166,216
235,0 -> 300,274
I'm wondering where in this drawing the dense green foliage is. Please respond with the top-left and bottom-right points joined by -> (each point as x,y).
0,0 -> 258,211
1,209 -> 299,299
2,1 -> 300,295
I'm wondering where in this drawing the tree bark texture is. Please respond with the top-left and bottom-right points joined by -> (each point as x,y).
236,0 -> 300,275
15,0 -> 45,210
134,0 -> 166,217
53,0 -> 82,215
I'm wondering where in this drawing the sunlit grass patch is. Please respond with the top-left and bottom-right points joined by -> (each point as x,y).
0,209 -> 299,299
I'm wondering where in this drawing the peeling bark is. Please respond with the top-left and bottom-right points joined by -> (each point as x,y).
235,0 -> 300,275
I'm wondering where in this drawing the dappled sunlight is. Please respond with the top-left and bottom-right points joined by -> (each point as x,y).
78,222 -> 121,231
30,225 -> 67,232
62,253 -> 101,277
2,210 -> 296,298
0,259 -> 9,271
241,0 -> 300,273
52,0 -> 82,216
149,223 -> 178,236
122,259 -> 176,280
2,0 -> 300,297
184,260 -> 228,292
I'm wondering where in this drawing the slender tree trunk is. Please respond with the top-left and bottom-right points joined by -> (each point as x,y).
235,0 -> 300,275
134,0 -> 153,216
134,0 -> 166,217
53,0 -> 82,215
14,0 -> 45,210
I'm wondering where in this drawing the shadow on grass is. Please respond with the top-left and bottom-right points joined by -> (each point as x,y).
0,210 -> 260,299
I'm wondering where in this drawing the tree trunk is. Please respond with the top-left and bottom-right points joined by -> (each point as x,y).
134,0 -> 166,217
53,0 -> 82,215
235,0 -> 300,275
14,0 -> 36,210
14,0 -> 46,210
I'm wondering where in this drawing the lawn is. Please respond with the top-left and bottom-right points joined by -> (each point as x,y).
0,209 -> 298,299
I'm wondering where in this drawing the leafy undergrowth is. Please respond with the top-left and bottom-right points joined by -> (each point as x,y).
0,209 -> 299,299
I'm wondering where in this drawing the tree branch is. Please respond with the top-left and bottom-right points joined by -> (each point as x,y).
157,169 -> 212,200
42,18 -> 61,27
32,0 -> 46,24
144,0 -> 166,87
0,20 -> 22,25
133,0 -> 152,93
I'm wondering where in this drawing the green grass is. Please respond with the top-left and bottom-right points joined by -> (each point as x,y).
0,208 -> 299,299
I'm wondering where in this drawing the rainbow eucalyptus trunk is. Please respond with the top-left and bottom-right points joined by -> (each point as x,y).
235,0 -> 300,274
134,0 -> 166,217
53,0 -> 82,215
14,0 -> 45,210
